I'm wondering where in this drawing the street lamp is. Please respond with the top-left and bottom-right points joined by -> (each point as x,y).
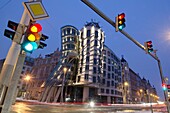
24,75 -> 31,81
139,89 -> 143,103
24,75 -> 31,99
124,82 -> 128,86
60,67 -> 67,104
123,82 -> 129,104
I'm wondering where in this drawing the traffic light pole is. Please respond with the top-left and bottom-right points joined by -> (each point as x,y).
0,9 -> 30,113
81,0 -> 170,112
1,53 -> 26,113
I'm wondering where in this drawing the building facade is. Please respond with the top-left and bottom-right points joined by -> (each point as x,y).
129,68 -> 159,103
121,57 -> 132,104
17,56 -> 34,98
26,48 -> 61,100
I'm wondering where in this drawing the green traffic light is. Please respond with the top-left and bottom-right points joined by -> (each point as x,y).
118,24 -> 125,30
21,42 -> 38,53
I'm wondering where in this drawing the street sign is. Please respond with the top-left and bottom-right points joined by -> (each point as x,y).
23,1 -> 49,21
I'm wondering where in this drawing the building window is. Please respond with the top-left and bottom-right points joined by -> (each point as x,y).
107,81 -> 110,87
108,58 -> 111,64
103,71 -> 106,77
112,66 -> 114,71
102,79 -> 105,84
93,58 -> 97,65
72,29 -> 75,35
87,39 -> 90,45
107,73 -> 110,79
87,30 -> 90,37
81,32 -> 83,38
107,51 -> 110,56
104,56 -> 106,62
101,88 -> 104,93
108,66 -> 111,71
112,73 -> 114,79
86,56 -> 89,62
94,40 -> 98,46
98,76 -> 100,82
103,64 -> 106,69
85,65 -> 89,71
77,76 -> 80,83
95,31 -> 98,38
67,28 -> 71,34
64,29 -> 66,35
93,76 -> 96,83
111,81 -> 114,86
80,67 -> 82,73
85,74 -> 89,80
111,90 -> 114,94
106,89 -> 110,94
93,67 -> 97,74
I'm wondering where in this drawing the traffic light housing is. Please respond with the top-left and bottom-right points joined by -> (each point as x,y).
21,22 -> 42,53
116,13 -> 126,32
162,83 -> 167,91
4,20 -> 18,40
38,34 -> 48,49
144,41 -> 153,54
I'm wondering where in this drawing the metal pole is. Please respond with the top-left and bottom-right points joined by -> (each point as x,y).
81,0 -> 170,112
158,60 -> 170,113
149,93 -> 153,113
60,71 -> 66,104
1,53 -> 26,113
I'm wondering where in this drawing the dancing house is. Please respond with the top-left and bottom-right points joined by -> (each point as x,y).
39,22 -> 123,104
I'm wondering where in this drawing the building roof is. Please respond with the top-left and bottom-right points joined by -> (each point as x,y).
85,21 -> 101,28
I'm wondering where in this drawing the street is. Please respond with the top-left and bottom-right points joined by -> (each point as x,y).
10,100 -> 166,113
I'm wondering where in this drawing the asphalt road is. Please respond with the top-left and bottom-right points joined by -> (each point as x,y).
10,101 -> 166,113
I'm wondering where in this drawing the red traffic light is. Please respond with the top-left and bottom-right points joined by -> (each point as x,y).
30,23 -> 42,33
118,13 -> 125,20
147,41 -> 152,45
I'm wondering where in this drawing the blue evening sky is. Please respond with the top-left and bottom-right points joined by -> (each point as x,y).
0,0 -> 170,100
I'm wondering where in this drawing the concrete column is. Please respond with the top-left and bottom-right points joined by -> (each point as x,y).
83,87 -> 89,102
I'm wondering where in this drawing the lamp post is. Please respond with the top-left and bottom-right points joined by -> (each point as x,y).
24,75 -> 31,99
60,67 -> 67,104
124,82 -> 129,104
139,89 -> 143,103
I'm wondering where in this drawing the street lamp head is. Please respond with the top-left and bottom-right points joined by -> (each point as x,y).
140,89 -> 143,93
124,82 -> 128,86
24,75 -> 31,81
63,67 -> 67,73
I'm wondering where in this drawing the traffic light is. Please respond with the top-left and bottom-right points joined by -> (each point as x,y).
4,20 -> 18,40
116,13 -> 126,32
162,83 -> 167,91
38,34 -> 48,49
21,22 -> 42,53
144,41 -> 153,54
